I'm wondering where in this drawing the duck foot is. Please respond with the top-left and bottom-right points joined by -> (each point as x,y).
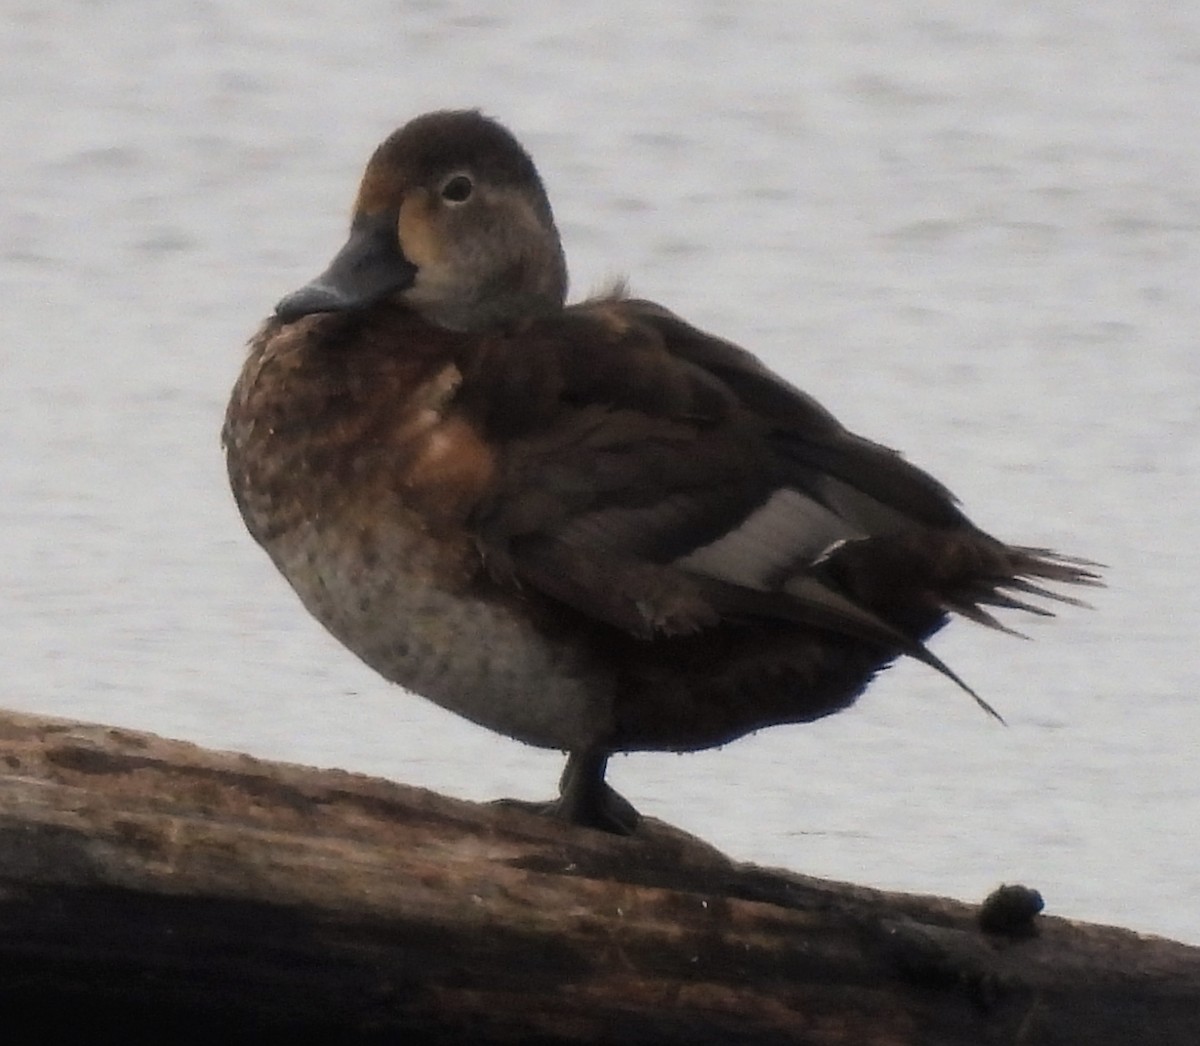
493,750 -> 641,835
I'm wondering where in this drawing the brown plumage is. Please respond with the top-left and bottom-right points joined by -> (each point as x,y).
224,110 -> 1099,832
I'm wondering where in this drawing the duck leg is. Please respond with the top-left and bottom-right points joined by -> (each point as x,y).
554,749 -> 641,834
493,748 -> 640,835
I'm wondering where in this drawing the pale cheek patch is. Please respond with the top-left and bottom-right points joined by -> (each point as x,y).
676,488 -> 864,590
353,165 -> 404,215
397,190 -> 443,270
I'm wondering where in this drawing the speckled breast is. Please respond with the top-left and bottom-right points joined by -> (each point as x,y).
265,515 -> 615,752
222,313 -> 615,752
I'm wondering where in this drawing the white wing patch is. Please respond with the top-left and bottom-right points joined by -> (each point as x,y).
675,488 -> 864,590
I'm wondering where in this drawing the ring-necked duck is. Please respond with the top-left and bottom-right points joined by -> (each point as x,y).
224,110 -> 1098,833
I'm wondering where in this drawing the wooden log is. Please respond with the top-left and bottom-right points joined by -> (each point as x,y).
0,707 -> 1196,1044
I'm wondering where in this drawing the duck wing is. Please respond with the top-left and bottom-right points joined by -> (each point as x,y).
459,297 -> 1096,709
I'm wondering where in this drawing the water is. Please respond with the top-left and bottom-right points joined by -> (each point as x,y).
3,1 -> 1198,943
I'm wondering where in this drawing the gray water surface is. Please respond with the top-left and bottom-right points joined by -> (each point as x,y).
3,1 -> 1198,943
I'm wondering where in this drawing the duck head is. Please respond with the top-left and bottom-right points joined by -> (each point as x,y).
276,110 -> 568,331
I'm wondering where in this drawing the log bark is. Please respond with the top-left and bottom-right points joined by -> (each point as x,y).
0,708 -> 1196,1044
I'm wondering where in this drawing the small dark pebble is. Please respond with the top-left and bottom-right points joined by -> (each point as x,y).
979,883 -> 1044,937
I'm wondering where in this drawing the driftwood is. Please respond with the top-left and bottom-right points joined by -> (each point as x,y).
0,708 -> 1197,1044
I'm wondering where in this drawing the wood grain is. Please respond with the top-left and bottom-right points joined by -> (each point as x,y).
0,708 -> 1195,1044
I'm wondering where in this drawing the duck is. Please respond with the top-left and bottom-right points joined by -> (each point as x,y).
223,109 -> 1098,833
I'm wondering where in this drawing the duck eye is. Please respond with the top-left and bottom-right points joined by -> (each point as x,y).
440,174 -> 474,204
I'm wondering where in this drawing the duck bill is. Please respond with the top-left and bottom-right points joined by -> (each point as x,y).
274,213 -> 417,322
